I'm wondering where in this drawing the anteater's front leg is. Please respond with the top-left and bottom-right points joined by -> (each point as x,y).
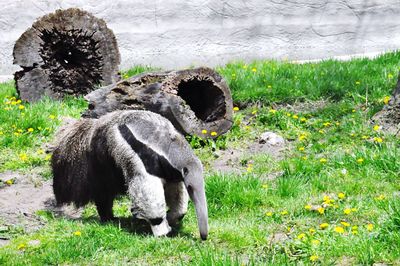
164,181 -> 189,227
128,174 -> 171,237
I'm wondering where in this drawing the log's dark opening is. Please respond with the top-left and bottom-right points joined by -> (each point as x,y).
177,78 -> 226,122
39,28 -> 104,95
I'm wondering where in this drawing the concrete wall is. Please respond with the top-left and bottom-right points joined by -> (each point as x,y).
1,0 -> 400,77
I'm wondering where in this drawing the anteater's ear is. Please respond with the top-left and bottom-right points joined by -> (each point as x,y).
182,167 -> 189,177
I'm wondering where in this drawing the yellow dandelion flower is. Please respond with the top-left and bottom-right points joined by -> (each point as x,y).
383,96 -> 391,104
304,205 -> 311,210
49,115 -> 56,120
27,128 -> 34,133
73,231 -> 82,236
356,158 -> 364,164
45,154 -> 52,161
245,126 -> 251,130
310,255 -> 319,262
16,100 -> 22,104
242,65 -> 248,69
233,107 -> 239,111
341,221 -> 350,227
334,226 -> 345,234
292,115 -> 299,119
11,101 -> 17,105
319,158 -> 327,163
18,105 -> 25,110
286,113 -> 291,117
352,109 -> 356,113
265,212 -> 273,217
5,179 -> 13,185
251,68 -> 257,72
319,223 -> 329,229
318,129 -> 325,134
252,110 -> 258,115
298,135 -> 306,141
300,117 -> 307,122
297,233 -> 306,240
338,192 -> 345,199
17,243 -> 26,250
309,228 -> 316,234
201,129 -> 208,134
17,129 -> 23,133
269,109 -> 276,114
352,230 -> 358,235
317,207 -> 325,214
366,223 -> 374,231
311,239 -> 320,245
323,122 -> 331,127
19,153 -> 28,161
298,147 -> 305,151
361,135 -> 368,140
351,225 -> 358,230
14,132 -> 20,137
344,208 -> 352,215
262,184 -> 268,189
373,137 -> 383,143
210,131 -> 217,136
373,125 -> 380,131
280,210 -> 288,215
374,194 -> 385,201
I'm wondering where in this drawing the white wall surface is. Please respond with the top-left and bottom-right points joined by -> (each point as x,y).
1,0 -> 400,77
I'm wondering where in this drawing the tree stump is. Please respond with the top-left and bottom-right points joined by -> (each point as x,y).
13,8 -> 120,102
372,75 -> 400,135
83,67 -> 233,137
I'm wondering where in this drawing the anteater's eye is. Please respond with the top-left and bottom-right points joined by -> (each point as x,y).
182,167 -> 189,176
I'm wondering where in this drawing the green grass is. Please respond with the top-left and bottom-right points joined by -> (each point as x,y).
1,52 -> 400,265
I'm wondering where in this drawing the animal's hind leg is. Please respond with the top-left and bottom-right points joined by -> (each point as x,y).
127,174 -> 170,237
94,194 -> 115,222
164,181 -> 189,227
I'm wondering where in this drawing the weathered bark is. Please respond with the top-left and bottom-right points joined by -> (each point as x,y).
13,8 -> 120,102
83,67 -> 233,137
372,74 -> 400,135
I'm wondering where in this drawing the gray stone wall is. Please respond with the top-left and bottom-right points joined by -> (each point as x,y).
1,0 -> 400,77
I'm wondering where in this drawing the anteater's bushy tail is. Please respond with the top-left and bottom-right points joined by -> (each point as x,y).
51,119 -> 95,207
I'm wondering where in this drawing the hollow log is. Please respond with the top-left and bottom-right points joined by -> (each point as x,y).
372,74 -> 400,135
83,67 -> 233,137
13,8 -> 120,102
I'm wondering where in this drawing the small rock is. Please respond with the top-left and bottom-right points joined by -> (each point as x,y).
259,132 -> 285,146
28,239 -> 41,247
268,232 -> 289,244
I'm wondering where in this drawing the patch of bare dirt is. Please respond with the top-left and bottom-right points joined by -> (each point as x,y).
0,171 -> 82,241
277,99 -> 329,113
210,134 -> 289,176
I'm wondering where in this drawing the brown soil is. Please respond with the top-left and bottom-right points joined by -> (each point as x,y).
0,171 -> 82,245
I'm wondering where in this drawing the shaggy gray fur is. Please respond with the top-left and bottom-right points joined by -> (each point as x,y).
51,110 -> 208,239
